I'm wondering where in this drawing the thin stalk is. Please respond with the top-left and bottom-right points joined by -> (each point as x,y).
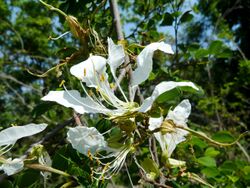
177,126 -> 248,147
109,0 -> 134,101
25,163 -> 71,177
39,0 -> 67,17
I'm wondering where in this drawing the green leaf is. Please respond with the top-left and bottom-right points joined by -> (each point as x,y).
140,158 -> 160,178
201,167 -> 220,178
32,102 -> 56,117
219,161 -> 237,174
243,166 -> 250,175
15,170 -> 40,187
227,175 -> 239,183
160,12 -> 174,26
211,131 -> 235,143
243,166 -> 250,180
148,72 -> 156,81
197,156 -> 217,167
190,136 -> 208,149
179,10 -> 193,24
156,88 -> 181,103
204,147 -> 220,157
171,11 -> 182,18
194,48 -> 209,59
208,40 -> 223,55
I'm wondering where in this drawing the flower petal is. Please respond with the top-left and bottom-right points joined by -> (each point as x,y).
0,158 -> 24,176
131,42 -> 174,87
67,126 -> 107,155
164,128 -> 188,157
149,117 -> 168,153
70,55 -> 108,88
0,123 -> 47,147
148,117 -> 163,131
41,90 -> 111,115
139,81 -> 199,112
166,99 -> 191,126
107,38 -> 125,76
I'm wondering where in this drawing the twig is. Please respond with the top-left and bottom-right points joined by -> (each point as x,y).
109,0 -> 123,41
3,80 -> 53,124
109,0 -> 134,101
176,125 -> 248,147
73,112 -> 82,126
0,72 -> 41,93
236,141 -> 250,162
0,18 -> 24,50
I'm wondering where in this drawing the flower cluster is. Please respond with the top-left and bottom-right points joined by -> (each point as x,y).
0,124 -> 47,175
42,38 -> 199,179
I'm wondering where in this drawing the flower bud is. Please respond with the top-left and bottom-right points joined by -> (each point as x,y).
66,15 -> 86,39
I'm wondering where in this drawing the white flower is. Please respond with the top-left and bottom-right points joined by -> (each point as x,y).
92,145 -> 132,180
149,99 -> 191,157
67,126 -> 107,155
41,38 -> 199,118
41,38 -> 199,179
0,158 -> 24,176
0,123 -> 47,176
66,126 -> 131,180
0,123 -> 47,155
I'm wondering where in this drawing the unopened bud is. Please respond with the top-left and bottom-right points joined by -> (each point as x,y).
66,15 -> 85,39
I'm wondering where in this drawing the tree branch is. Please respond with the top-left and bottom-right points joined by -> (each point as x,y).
109,0 -> 134,100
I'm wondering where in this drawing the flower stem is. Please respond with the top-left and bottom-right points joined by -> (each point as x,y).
177,126 -> 248,147
25,163 -> 71,177
39,0 -> 67,17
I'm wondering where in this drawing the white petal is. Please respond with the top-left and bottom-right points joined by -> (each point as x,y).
139,81 -> 199,112
148,117 -> 163,131
67,126 -> 107,155
164,128 -> 188,157
148,117 -> 167,152
107,38 -> 125,76
167,99 -> 191,126
0,158 -> 24,176
0,123 -> 47,147
41,90 -> 111,115
131,42 -> 174,87
70,55 -> 107,88
154,133 -> 167,153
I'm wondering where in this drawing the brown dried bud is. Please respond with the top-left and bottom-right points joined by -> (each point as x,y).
66,15 -> 85,39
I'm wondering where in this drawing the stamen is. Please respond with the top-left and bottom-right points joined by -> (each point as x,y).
100,74 -> 105,82
62,84 -> 109,113
80,81 -> 106,108
112,73 -> 129,103
88,150 -> 93,161
0,144 -> 13,155
59,80 -> 65,87
83,68 -> 86,77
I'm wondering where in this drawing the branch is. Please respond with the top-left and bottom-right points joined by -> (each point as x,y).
2,80 -> 53,124
109,0 -> 124,41
109,0 -> 134,100
0,72 -> 41,93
